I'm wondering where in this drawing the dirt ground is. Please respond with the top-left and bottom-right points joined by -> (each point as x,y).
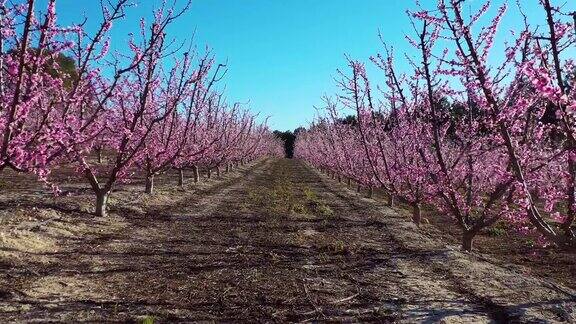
0,159 -> 575,322
414,202 -> 576,294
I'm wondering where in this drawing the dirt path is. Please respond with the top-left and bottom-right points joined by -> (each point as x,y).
1,159 -> 575,322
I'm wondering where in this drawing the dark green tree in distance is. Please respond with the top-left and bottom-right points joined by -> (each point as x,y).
273,128 -> 305,158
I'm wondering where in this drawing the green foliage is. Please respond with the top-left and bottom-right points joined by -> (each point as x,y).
486,227 -> 507,237
337,115 -> 357,126
273,127 -> 307,159
54,53 -> 79,88
303,187 -> 317,200
328,240 -> 348,254
485,222 -> 508,237
273,130 -> 297,158
315,204 -> 334,217
301,186 -> 333,218
139,316 -> 155,324
292,203 -> 307,214
246,167 -> 334,219
10,48 -> 79,89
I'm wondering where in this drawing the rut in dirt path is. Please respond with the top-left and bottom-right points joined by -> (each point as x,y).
1,159 -> 575,323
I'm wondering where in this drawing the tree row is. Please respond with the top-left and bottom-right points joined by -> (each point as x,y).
0,0 -> 283,216
296,0 -> 576,251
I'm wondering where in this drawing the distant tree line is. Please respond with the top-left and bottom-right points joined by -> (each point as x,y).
273,127 -> 306,158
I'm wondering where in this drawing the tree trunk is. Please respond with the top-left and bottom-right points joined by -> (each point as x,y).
178,169 -> 184,188
388,194 -> 395,207
368,186 -> 374,198
347,178 -> 351,187
96,148 -> 103,164
145,174 -> 155,194
337,175 -> 342,183
412,203 -> 421,226
226,164 -> 230,173
462,231 -> 474,252
95,190 -> 110,217
192,165 -> 200,183
356,184 -> 361,193
216,166 -> 221,177
207,168 -> 212,179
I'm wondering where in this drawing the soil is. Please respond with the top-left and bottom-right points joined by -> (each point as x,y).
360,178 -> 576,294
0,159 -> 575,322
415,202 -> 576,293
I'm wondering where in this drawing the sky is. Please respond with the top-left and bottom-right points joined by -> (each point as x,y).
36,0 -> 575,132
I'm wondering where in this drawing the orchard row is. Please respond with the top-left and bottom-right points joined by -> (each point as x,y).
0,0 -> 283,216
295,0 -> 576,251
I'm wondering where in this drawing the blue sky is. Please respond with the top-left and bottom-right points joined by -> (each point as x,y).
38,0 -> 574,131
